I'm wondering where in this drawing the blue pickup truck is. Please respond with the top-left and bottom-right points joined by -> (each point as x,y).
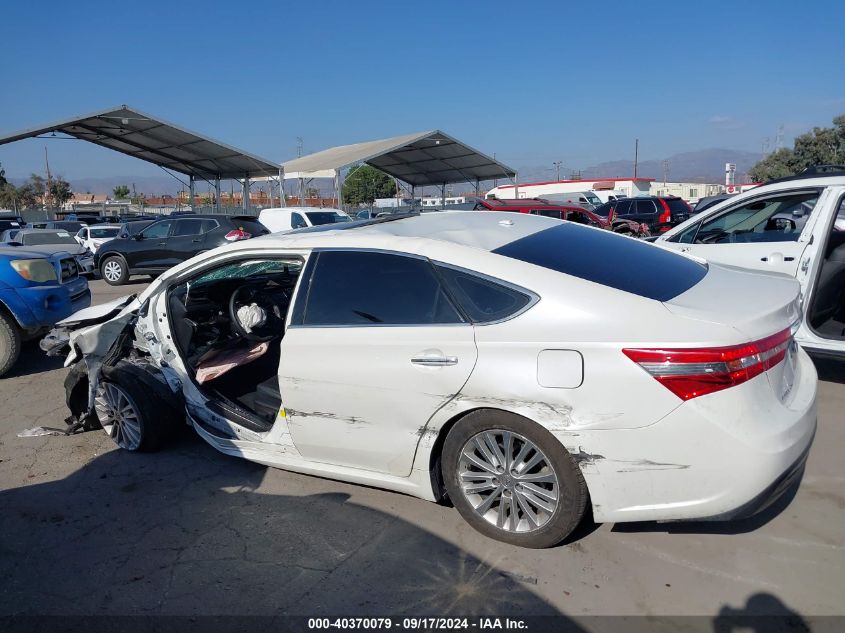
0,246 -> 91,376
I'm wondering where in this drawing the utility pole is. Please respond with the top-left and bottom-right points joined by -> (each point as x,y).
553,161 -> 562,182
44,145 -> 53,213
633,139 -> 639,179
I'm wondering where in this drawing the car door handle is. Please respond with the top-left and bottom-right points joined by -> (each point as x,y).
158,241 -> 166,246
192,238 -> 202,243
411,355 -> 458,367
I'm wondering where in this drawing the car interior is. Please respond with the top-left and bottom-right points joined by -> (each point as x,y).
689,193 -> 817,244
808,200 -> 845,339
167,258 -> 303,429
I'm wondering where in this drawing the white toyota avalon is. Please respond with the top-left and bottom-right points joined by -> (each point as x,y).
45,211 -> 817,548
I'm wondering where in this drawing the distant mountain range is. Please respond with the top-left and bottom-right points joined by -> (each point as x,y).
517,148 -> 762,185
8,148 -> 763,197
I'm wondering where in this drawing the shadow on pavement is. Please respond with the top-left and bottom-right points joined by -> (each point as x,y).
4,342 -> 65,379
714,593 -> 811,633
0,436 -> 576,620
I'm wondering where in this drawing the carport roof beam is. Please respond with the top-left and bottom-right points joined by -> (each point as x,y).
0,105 -> 280,180
281,130 -> 515,187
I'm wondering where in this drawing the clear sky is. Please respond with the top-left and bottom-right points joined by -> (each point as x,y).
1,0 -> 844,182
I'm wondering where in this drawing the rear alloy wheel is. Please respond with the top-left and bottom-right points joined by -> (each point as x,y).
101,256 -> 128,285
443,410 -> 588,548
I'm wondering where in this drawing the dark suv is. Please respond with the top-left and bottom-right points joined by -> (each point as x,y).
593,196 -> 691,233
95,214 -> 268,285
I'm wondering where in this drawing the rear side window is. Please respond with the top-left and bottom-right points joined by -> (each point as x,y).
493,223 -> 708,301
173,219 -> 205,236
301,251 -> 464,326
436,265 -> 532,323
615,200 -> 633,215
634,199 -> 657,214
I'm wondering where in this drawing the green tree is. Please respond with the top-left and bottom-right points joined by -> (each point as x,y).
49,177 -> 72,208
341,165 -> 396,205
749,115 -> 845,182
113,184 -> 130,199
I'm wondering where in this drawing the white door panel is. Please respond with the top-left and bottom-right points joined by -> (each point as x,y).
679,241 -> 807,276
279,325 -> 477,476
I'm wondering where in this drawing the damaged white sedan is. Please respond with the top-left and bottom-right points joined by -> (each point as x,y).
43,212 -> 817,548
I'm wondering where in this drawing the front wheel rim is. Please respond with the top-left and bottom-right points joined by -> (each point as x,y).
94,382 -> 142,450
457,429 -> 559,533
103,260 -> 122,281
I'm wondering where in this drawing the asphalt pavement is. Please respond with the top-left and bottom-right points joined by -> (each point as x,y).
0,278 -> 843,626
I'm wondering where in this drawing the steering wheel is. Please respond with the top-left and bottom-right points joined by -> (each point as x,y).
228,283 -> 286,342
698,230 -> 732,244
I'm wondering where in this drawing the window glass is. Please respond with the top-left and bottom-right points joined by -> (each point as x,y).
89,227 -> 120,239
200,219 -> 218,234
142,220 -> 172,239
173,219 -> 205,236
23,231 -> 77,245
634,199 -> 657,214
565,211 -> 598,226
291,213 -> 307,229
76,228 -> 87,238
493,223 -> 707,302
693,191 -> 819,244
593,202 -> 614,218
615,199 -> 633,216
835,197 -> 845,232
305,211 -> 351,226
302,251 -> 463,326
531,209 -> 563,219
436,265 -> 531,323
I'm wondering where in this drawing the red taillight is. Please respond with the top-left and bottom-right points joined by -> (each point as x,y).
224,228 -> 251,241
623,327 -> 793,401
657,199 -> 671,225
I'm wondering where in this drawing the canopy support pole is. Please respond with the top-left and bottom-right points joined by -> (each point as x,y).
242,176 -> 250,211
279,168 -> 286,207
188,176 -> 195,211
214,177 -> 221,212
475,178 -> 480,196
514,172 -> 520,199
441,183 -> 446,209
335,170 -> 341,210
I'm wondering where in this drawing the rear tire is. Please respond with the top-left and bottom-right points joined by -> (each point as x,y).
443,409 -> 588,548
100,256 -> 128,286
0,312 -> 22,377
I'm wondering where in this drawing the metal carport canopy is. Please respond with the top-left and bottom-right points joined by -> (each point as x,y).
0,105 -> 280,180
281,130 -> 516,186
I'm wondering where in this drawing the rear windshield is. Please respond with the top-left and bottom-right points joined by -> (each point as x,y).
592,202 -> 613,218
306,211 -> 351,226
666,199 -> 690,215
89,227 -> 120,238
493,223 -> 708,301
231,219 -> 270,236
23,231 -> 77,246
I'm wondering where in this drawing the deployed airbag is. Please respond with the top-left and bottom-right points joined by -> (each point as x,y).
195,341 -> 270,384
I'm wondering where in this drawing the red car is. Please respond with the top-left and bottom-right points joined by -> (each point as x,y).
469,198 -> 649,236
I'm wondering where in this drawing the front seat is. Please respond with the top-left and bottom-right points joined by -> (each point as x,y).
810,241 -> 845,329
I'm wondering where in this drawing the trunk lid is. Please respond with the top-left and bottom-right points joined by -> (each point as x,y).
664,263 -> 802,403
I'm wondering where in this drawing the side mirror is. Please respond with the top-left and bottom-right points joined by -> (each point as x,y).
134,233 -> 144,240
